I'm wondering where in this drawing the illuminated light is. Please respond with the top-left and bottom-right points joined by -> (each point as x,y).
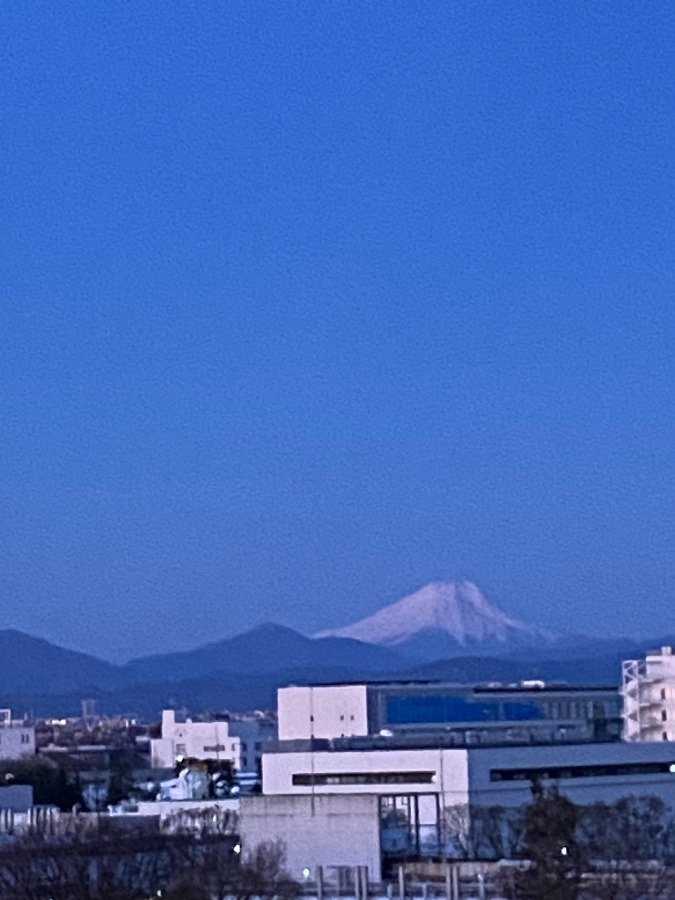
302,868 -> 311,879
669,764 -> 675,773
560,846 -> 568,856
233,844 -> 242,854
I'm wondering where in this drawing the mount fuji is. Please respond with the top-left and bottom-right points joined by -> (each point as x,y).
315,579 -> 555,660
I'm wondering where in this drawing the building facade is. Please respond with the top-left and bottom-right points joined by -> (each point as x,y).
0,711 -> 35,760
253,739 -> 675,878
236,680 -> 674,881
622,647 -> 675,741
278,681 -> 622,747
150,710 -> 274,773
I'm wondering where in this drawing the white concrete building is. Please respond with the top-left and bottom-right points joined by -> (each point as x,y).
240,794 -> 382,881
263,741 -> 675,811
279,685 -> 370,741
278,681 -> 622,746
237,680 -> 675,881
622,647 -> 675,741
150,710 -> 273,773
0,711 -> 35,760
244,740 -> 675,880
248,740 -> 675,879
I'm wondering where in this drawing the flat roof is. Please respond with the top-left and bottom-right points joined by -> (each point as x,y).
284,680 -> 618,693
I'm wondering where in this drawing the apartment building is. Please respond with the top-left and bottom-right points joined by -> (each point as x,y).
150,710 -> 275,773
623,646 -> 675,741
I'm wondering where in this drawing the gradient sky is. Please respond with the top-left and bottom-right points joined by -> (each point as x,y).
1,2 -> 674,660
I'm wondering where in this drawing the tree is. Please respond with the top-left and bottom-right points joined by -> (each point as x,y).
577,796 -> 675,898
106,759 -> 135,807
165,839 -> 300,900
512,783 -> 581,900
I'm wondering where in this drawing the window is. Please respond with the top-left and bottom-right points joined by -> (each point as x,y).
386,694 -> 542,725
339,715 -> 344,721
664,732 -> 669,741
662,689 -> 667,700
292,771 -> 436,786
662,711 -> 668,722
490,760 -> 675,782
176,743 -> 186,756
20,734 -> 30,745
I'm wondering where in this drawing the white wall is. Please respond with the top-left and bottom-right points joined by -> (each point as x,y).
264,741 -> 675,813
277,685 -> 370,741
262,747 -> 470,809
623,648 -> 675,741
151,711 -> 241,769
0,724 -> 35,760
151,711 -> 271,773
240,793 -> 382,881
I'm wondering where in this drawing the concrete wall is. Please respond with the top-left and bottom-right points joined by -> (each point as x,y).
0,724 -> 35,760
239,793 -> 382,881
262,746 -> 471,810
278,685 -> 370,742
466,740 -> 675,808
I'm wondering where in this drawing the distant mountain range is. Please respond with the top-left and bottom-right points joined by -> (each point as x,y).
0,579 -> 671,716
125,623 -> 401,682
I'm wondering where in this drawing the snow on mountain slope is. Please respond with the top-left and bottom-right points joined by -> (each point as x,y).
315,580 -> 553,650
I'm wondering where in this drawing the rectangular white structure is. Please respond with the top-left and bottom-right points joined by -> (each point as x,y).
239,793 -> 383,881
278,685 -> 370,741
263,746 -> 469,805
263,741 -> 675,811
0,718 -> 35,760
277,681 -> 622,746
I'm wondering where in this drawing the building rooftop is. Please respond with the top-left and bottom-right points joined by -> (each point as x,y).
286,680 -> 617,693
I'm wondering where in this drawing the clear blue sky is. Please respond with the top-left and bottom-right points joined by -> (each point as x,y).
1,2 -> 673,659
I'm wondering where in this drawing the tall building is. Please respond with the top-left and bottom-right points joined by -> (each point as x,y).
622,646 -> 675,741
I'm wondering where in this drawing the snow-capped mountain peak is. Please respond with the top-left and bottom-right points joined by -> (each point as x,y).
315,580 -> 552,655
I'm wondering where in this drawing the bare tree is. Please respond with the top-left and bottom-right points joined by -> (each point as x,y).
165,839 -> 299,900
577,797 -> 675,899
441,803 -> 523,861
0,822 -> 219,899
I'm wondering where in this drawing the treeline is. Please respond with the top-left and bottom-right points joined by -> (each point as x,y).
0,822 -> 298,900
455,787 -> 675,898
